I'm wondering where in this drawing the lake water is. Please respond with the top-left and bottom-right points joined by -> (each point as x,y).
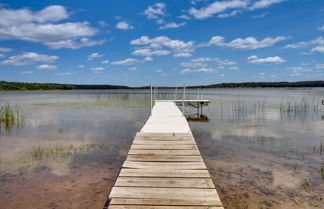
0,89 -> 323,209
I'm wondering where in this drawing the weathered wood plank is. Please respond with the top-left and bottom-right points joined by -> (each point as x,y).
115,177 -> 215,188
128,149 -> 201,156
119,169 -> 211,178
109,187 -> 220,202
131,144 -> 198,150
123,161 -> 207,170
109,205 -> 223,209
135,136 -> 194,141
133,140 -> 196,145
126,155 -> 203,162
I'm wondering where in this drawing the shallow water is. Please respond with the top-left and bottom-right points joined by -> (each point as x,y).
0,89 -> 323,209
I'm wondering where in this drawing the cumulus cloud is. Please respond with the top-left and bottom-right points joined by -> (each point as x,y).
0,47 -> 13,52
1,52 -> 58,66
132,48 -> 170,56
208,36 -> 286,49
180,62 -> 207,68
311,46 -> 324,53
159,22 -> 186,30
130,36 -> 195,57
143,3 -> 166,19
128,67 -> 137,71
36,64 -> 57,70
189,0 -> 247,19
319,25 -> 324,31
248,55 -> 286,64
0,5 -> 104,49
91,67 -> 104,71
21,71 -> 33,74
180,68 -> 215,74
116,21 -> 134,30
191,57 -> 214,62
111,58 -> 141,66
284,37 -> 324,48
188,0 -> 286,19
156,69 -> 163,72
55,72 -> 73,76
101,60 -> 109,64
178,15 -> 191,20
78,64 -> 85,68
217,59 -> 236,65
87,52 -> 103,61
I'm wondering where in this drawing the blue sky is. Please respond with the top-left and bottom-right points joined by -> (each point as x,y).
0,0 -> 323,86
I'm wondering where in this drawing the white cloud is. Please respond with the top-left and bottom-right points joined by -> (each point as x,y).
91,67 -> 105,71
159,22 -> 186,30
180,62 -> 207,68
87,52 -> 103,61
78,64 -> 85,68
0,53 -> 4,58
284,37 -> 324,48
130,36 -> 195,57
1,52 -> 58,66
287,66 -> 312,72
111,58 -> 141,66
188,0 -> 286,19
191,57 -> 214,62
101,60 -> 110,64
209,36 -> 286,49
319,25 -> 324,31
128,67 -> 137,71
21,71 -> 33,74
228,66 -> 240,71
252,12 -> 268,19
315,64 -> 324,69
248,55 -> 286,64
180,68 -> 215,74
0,5 -> 104,49
36,64 -> 57,70
132,48 -> 170,57
143,3 -> 166,19
217,59 -> 236,65
177,15 -> 191,20
98,20 -> 108,27
156,69 -> 163,72
0,47 -> 12,52
189,0 -> 247,19
311,46 -> 324,53
116,21 -> 134,30
250,0 -> 285,10
55,72 -> 73,76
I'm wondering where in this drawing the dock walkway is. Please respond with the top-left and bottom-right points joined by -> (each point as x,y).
108,101 -> 223,209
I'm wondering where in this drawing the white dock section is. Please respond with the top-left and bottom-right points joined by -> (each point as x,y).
141,101 -> 191,133
107,101 -> 223,209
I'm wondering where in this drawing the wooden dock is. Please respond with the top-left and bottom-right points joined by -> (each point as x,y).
107,101 -> 223,209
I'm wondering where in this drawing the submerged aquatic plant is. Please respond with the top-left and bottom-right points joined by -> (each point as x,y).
302,178 -> 311,192
0,101 -> 26,133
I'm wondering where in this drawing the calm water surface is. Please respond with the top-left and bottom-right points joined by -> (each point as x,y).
0,89 -> 323,209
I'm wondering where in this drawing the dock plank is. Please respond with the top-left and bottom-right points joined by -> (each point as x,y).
128,149 -> 201,156
123,161 -> 207,170
107,101 -> 222,208
119,169 -> 211,178
131,144 -> 198,150
126,155 -> 203,162
114,177 -> 215,188
110,198 -> 222,207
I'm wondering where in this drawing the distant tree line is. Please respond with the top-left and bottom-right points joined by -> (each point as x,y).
189,81 -> 324,88
1,80 -> 324,91
0,81 -> 129,91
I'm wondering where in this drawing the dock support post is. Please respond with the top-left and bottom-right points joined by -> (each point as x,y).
175,86 -> 177,100
182,83 -> 185,116
150,83 -> 153,115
